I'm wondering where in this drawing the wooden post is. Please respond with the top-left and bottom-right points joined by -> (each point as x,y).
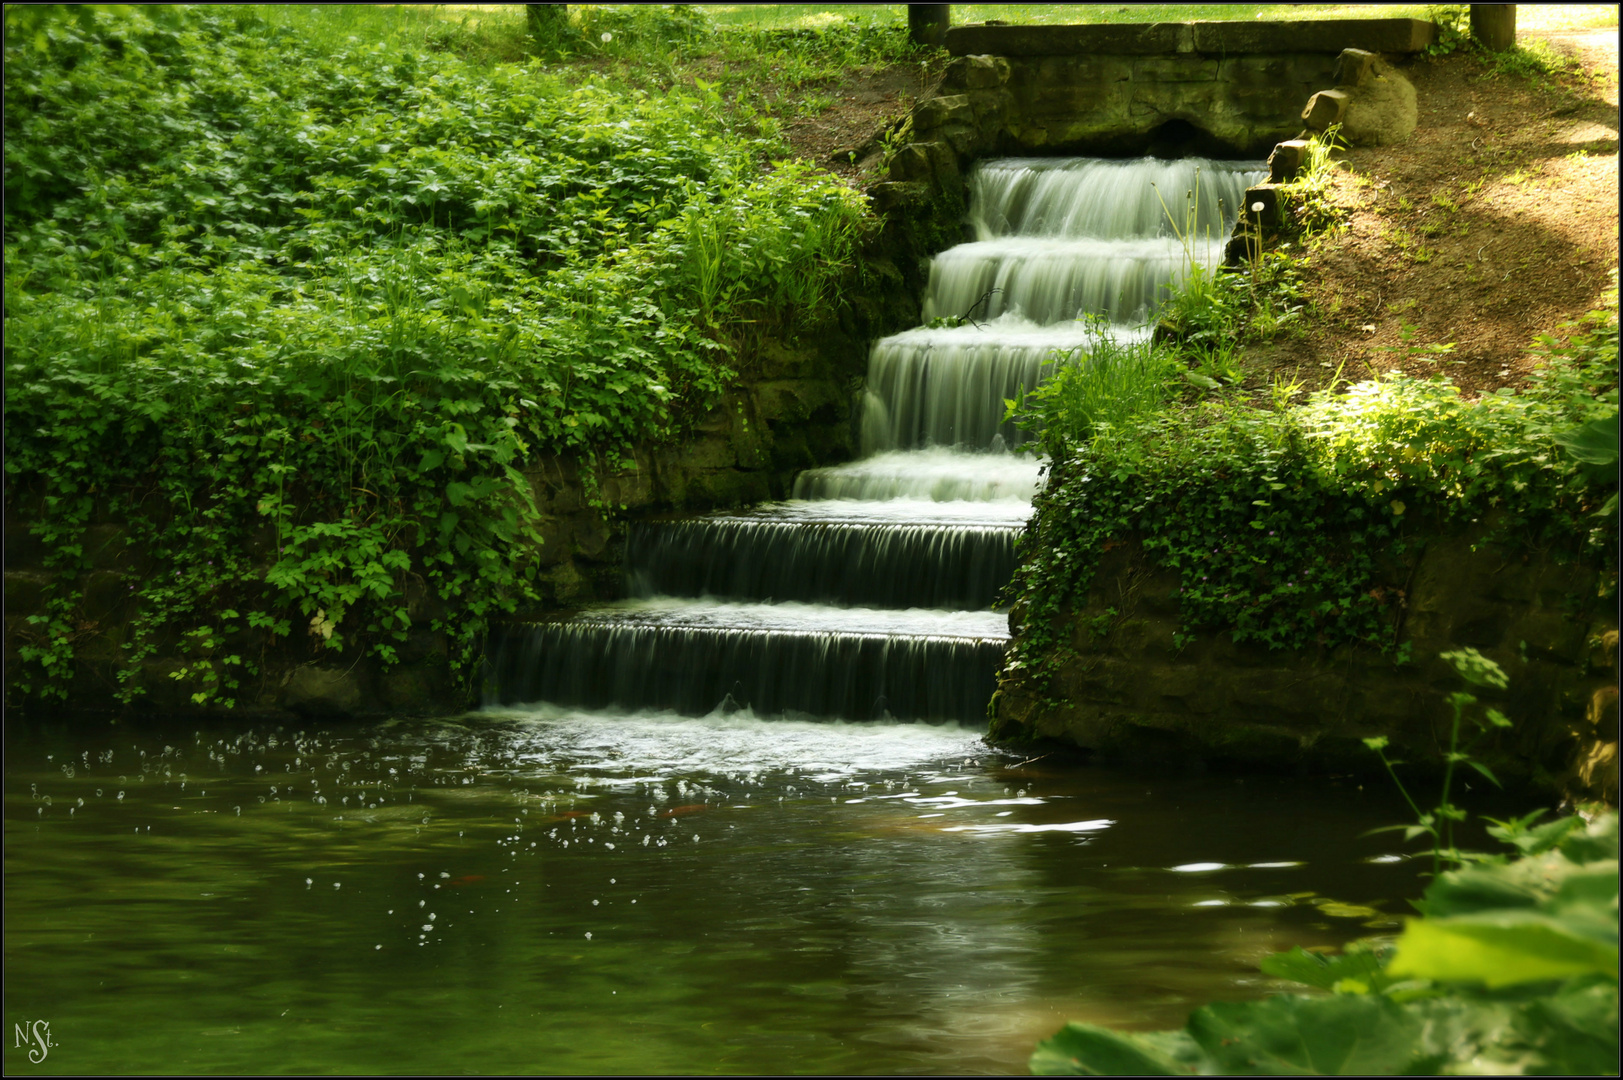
1469,5 -> 1516,52
907,5 -> 950,48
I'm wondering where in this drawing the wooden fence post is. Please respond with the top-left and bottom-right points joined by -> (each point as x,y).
1469,5 -> 1516,52
908,5 -> 950,48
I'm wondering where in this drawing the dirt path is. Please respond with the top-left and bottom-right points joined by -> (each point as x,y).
1265,27 -> 1620,395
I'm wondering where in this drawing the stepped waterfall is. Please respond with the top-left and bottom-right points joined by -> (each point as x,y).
487,156 -> 1262,723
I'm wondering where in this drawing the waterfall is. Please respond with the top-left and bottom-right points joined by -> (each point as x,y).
488,155 -> 1261,722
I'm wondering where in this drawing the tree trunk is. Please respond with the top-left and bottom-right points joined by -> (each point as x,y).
907,5 -> 950,49
1469,5 -> 1516,52
527,4 -> 566,38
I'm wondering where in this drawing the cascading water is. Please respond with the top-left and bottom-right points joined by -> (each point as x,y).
487,156 -> 1262,722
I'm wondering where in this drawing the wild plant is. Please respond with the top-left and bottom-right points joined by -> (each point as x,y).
1362,646 -> 1515,877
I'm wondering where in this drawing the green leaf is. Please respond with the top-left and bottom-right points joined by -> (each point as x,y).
1388,912 -> 1619,987
1029,1022 -> 1200,1076
1551,412 -> 1618,465
1259,946 -> 1389,991
1189,993 -> 1439,1075
419,448 -> 446,473
1465,759 -> 1502,788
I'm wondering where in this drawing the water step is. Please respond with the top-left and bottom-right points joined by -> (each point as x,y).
969,156 -> 1261,241
628,499 -> 1028,609
924,237 -> 1209,326
793,449 -> 1045,501
486,601 -> 1010,723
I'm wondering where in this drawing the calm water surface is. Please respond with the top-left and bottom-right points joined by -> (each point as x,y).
8,708 -> 1435,1074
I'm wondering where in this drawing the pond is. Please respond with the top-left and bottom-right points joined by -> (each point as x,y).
8,707 -> 1435,1074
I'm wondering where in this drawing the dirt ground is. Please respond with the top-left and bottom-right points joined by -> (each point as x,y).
771,28 -> 1620,400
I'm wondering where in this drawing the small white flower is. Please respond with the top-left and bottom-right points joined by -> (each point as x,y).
601,32 -> 612,43
1251,201 -> 1265,213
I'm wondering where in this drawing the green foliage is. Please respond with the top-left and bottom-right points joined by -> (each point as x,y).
1033,813 -> 1620,1076
3,4 -> 869,706
1002,297 -> 1618,695
1362,647 -> 1517,877
1276,125 -> 1350,240
1004,317 -> 1183,452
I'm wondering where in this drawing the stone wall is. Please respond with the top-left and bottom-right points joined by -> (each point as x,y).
990,531 -> 1618,797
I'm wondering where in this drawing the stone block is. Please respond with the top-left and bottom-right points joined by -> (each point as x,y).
941,54 -> 1011,90
1334,47 -> 1379,87
1512,610 -> 1589,664
913,94 -> 974,132
1268,139 -> 1311,182
1302,88 -> 1349,131
1338,61 -> 1417,146
1242,184 -> 1284,226
1189,18 -> 1436,55
867,181 -> 933,214
5,570 -> 50,616
1134,56 -> 1221,83
280,665 -> 364,717
887,143 -> 934,183
5,515 -> 51,570
946,23 -> 1194,57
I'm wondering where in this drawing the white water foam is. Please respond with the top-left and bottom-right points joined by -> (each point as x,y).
793,449 -> 1046,503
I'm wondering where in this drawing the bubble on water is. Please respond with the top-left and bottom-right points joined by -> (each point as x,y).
118,792 -> 126,802
422,924 -> 433,932
418,873 -> 425,880
439,872 -> 450,878
631,898 -> 637,904
604,841 -> 615,849
333,882 -> 341,889
562,840 -> 569,848
584,932 -> 592,940
642,835 -> 650,846
419,900 -> 426,908
692,834 -> 700,842
306,878 -> 313,888
428,912 -> 436,921
375,944 -> 382,950
592,899 -> 599,906
234,806 -> 241,816
97,789 -> 103,797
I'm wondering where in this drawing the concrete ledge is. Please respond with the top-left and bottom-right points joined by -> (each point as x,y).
946,18 -> 1437,57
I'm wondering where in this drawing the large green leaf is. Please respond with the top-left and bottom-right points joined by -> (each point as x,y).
1188,994 -> 1441,1075
1259,946 -> 1390,992
1388,912 -> 1619,987
1030,1023 -> 1202,1076
1551,412 -> 1619,465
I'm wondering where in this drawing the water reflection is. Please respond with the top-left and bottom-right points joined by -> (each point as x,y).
8,709 -> 1431,1074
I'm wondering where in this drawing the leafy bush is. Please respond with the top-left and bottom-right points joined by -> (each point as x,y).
1002,295 -> 1618,687
3,4 -> 869,705
1033,811 -> 1618,1075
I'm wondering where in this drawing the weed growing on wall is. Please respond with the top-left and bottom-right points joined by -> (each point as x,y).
3,5 -> 869,706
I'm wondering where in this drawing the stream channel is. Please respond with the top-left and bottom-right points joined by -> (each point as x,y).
9,158 -> 1441,1074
